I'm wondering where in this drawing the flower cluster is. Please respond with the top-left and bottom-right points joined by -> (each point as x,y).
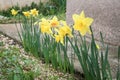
39,16 -> 73,45
11,8 -> 98,48
38,11 -> 94,45
11,8 -> 39,17
23,8 -> 39,17
11,8 -> 93,42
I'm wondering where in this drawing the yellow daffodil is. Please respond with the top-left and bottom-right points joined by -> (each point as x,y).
30,8 -> 39,16
50,16 -> 59,27
58,21 -> 73,37
53,21 -> 72,45
59,26 -> 73,38
11,9 -> 18,16
54,34 -> 64,45
72,11 -> 93,36
39,18 -> 52,34
22,11 -> 30,17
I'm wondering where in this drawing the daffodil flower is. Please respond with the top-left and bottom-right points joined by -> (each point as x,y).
54,34 -> 64,45
22,11 -> 30,17
50,16 -> 59,27
58,21 -> 73,37
30,8 -> 39,17
72,11 -> 93,36
39,18 -> 52,34
53,21 -> 73,45
58,26 -> 73,38
11,9 -> 18,16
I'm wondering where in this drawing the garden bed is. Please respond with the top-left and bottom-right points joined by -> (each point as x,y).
0,33 -> 78,80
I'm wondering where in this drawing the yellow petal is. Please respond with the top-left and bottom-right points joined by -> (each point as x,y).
79,10 -> 85,18
72,14 -> 80,23
79,26 -> 88,36
53,16 -> 58,20
85,18 -> 94,28
54,34 -> 64,45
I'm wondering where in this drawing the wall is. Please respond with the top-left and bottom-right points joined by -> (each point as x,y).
0,0 -> 48,10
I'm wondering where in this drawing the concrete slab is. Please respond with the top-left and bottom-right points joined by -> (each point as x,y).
66,0 -> 120,79
66,0 -> 120,46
